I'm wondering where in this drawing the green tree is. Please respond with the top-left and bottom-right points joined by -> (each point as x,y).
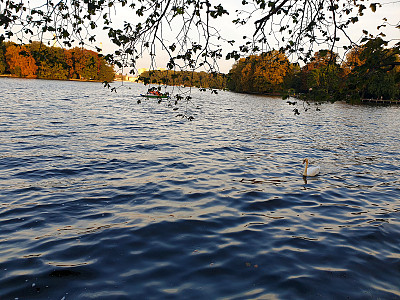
282,63 -> 302,93
0,42 -> 6,74
227,59 -> 247,92
98,58 -> 116,82
300,50 -> 343,101
345,38 -> 400,100
138,69 -> 225,89
366,72 -> 398,99
28,42 -> 69,80
80,51 -> 98,80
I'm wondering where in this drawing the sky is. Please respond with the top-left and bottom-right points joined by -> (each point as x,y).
12,0 -> 400,74
102,1 -> 400,74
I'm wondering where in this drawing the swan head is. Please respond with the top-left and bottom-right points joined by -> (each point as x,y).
302,158 -> 309,164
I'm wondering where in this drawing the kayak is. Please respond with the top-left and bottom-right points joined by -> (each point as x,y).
140,93 -> 170,99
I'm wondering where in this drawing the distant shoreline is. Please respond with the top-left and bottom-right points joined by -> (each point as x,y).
0,74 -> 114,83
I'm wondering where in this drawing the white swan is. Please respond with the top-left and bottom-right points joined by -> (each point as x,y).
303,158 -> 320,177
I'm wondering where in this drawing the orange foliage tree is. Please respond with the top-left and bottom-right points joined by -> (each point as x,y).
64,47 -> 114,81
5,43 -> 37,78
2,42 -> 114,81
65,47 -> 86,79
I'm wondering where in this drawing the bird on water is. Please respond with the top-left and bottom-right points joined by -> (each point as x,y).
302,158 -> 320,177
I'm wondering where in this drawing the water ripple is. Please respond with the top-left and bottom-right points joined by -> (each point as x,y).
0,78 -> 399,299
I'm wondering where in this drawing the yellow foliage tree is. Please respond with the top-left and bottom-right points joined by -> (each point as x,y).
228,51 -> 291,93
342,47 -> 366,76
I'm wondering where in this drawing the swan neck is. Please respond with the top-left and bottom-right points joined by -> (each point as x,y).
303,161 -> 308,176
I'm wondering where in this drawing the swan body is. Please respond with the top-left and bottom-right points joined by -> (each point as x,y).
303,158 -> 320,177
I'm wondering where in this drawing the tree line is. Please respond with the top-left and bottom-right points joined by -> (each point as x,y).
138,69 -> 226,90
227,38 -> 400,102
0,42 -> 115,82
137,37 -> 399,102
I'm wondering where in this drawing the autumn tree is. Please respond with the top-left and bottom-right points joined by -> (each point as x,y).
302,50 -> 338,73
5,43 -> 38,78
65,47 -> 87,79
228,51 -> 291,94
342,46 -> 366,76
253,51 -> 291,93
1,41 -> 115,81
62,47 -> 115,81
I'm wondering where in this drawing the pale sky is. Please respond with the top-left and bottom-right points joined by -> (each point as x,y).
13,0 -> 400,74
99,0 -> 399,74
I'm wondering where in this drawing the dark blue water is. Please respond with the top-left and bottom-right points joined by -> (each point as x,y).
1,77 -> 399,299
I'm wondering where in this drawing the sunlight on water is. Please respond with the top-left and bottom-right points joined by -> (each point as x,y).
0,78 -> 399,299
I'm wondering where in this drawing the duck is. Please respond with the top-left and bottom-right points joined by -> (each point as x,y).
302,158 -> 320,177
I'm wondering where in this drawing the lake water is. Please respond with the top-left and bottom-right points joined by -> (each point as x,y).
1,78 -> 399,299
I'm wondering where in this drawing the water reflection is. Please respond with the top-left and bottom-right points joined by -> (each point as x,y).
0,78 -> 399,299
